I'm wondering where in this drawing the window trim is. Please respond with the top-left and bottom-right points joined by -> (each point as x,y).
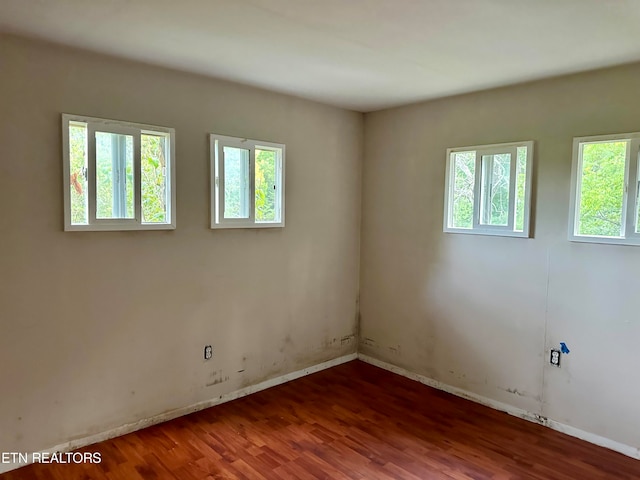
209,133 -> 285,229
62,114 -> 176,231
568,132 -> 640,246
443,140 -> 534,238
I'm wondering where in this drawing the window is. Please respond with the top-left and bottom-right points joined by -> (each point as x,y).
569,132 -> 640,245
443,141 -> 533,237
62,114 -> 176,231
210,134 -> 285,229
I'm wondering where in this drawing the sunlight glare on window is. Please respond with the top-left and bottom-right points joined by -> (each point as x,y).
95,131 -> 134,219
223,146 -> 250,219
480,153 -> 511,226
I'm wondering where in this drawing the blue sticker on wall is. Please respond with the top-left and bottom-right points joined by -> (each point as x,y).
560,342 -> 570,354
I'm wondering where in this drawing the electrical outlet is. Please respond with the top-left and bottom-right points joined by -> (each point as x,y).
550,349 -> 561,367
204,345 -> 213,360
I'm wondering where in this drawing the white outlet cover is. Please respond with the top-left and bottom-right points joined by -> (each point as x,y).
204,345 -> 213,360
550,349 -> 561,367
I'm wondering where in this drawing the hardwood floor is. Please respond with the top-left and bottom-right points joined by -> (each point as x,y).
3,360 -> 639,479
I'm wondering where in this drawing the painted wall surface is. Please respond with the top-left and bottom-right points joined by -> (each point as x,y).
360,63 -> 640,449
0,35 -> 362,454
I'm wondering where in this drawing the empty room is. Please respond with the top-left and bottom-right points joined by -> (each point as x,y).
1,1 -> 640,478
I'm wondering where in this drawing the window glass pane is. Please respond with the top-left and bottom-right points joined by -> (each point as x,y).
451,151 -> 475,229
255,148 -> 279,223
636,153 -> 640,235
578,141 -> 626,237
480,153 -> 511,226
514,147 -> 527,232
69,123 -> 88,225
96,131 -> 134,219
141,133 -> 168,224
223,146 -> 250,219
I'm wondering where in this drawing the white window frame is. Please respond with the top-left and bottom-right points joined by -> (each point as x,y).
62,114 -> 176,231
569,132 -> 640,246
210,134 -> 285,229
443,140 -> 534,238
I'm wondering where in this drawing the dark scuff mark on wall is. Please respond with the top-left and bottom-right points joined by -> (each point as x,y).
388,344 -> 401,356
503,387 -> 541,401
506,388 -> 524,396
279,335 -> 294,353
206,370 -> 229,387
362,337 -> 378,348
341,334 -> 355,345
206,376 -> 229,387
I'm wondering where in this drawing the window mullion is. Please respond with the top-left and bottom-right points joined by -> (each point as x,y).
472,152 -> 481,229
249,145 -> 256,223
134,133 -> 142,224
626,139 -> 639,238
507,147 -> 517,230
483,154 -> 493,225
219,142 -> 227,224
620,139 -> 631,238
113,134 -> 124,218
87,123 -> 97,224
276,151 -> 283,223
211,138 -> 219,225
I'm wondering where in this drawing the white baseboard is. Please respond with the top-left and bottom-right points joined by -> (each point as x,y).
357,353 -> 640,460
0,353 -> 357,474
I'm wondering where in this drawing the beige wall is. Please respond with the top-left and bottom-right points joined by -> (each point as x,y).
0,35 -> 362,454
360,63 -> 640,449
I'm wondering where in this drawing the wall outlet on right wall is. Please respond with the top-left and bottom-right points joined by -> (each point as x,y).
550,349 -> 561,367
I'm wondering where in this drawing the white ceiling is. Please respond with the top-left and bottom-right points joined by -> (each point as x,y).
2,0 -> 640,112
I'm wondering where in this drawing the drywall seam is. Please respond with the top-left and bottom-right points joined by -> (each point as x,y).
0,353 -> 357,474
357,353 -> 640,460
540,247 -> 552,417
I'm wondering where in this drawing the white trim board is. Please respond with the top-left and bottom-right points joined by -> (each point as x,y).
0,353 -> 357,474
357,354 -> 640,461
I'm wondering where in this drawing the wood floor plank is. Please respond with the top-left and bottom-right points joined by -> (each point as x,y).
3,360 -> 639,479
